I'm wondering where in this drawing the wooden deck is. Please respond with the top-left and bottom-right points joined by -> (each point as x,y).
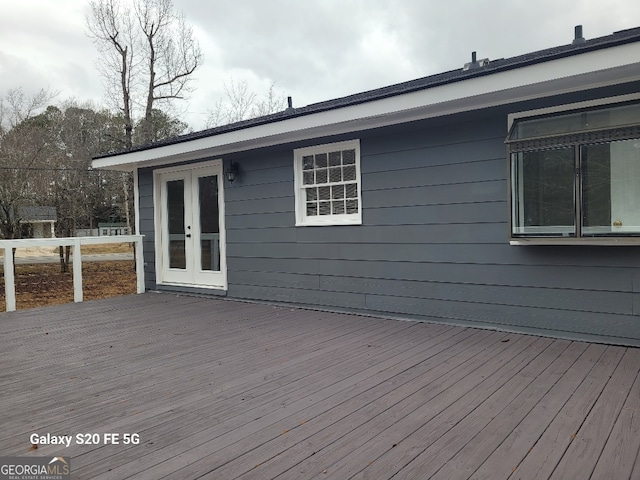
1,293 -> 639,479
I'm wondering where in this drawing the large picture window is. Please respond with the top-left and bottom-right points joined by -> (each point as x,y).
294,140 -> 362,226
508,101 -> 640,241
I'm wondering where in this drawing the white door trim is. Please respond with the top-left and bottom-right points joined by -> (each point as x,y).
153,159 -> 227,290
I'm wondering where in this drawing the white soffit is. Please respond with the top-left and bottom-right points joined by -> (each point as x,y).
93,42 -> 640,171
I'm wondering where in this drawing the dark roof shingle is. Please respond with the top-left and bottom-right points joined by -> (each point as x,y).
96,26 -> 640,159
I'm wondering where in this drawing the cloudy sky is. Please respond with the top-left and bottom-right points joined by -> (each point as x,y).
1,0 -> 639,131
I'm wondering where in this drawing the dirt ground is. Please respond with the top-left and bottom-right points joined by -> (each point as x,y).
0,261 -> 137,311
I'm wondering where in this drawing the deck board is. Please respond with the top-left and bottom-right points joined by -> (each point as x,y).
338,336 -> 554,480
549,347 -> 640,479
425,341 -> 588,480
590,362 -> 640,479
0,293 -> 639,479
468,342 -> 607,480
216,329 -> 494,480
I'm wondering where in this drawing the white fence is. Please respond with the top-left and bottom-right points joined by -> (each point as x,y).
1,235 -> 144,312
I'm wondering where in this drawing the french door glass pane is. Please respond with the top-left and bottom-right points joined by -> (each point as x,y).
511,147 -> 575,236
582,139 -> 640,235
198,175 -> 220,271
167,179 -> 186,269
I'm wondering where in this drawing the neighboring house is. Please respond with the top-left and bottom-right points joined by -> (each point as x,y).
75,228 -> 99,237
93,26 -> 640,346
98,223 -> 131,236
17,206 -> 57,239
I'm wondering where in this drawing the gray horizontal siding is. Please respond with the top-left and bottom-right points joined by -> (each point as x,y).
225,181 -> 293,202
227,212 -> 294,229
299,223 -> 507,243
362,201 -> 506,225
138,168 -> 157,290
228,270 -> 320,290
363,180 -> 506,208
363,158 -> 505,190
222,108 -> 640,343
226,196 -> 293,215
229,270 -> 631,315
226,242 -> 640,268
140,98 -> 640,344
360,115 -> 506,155
226,202 -> 505,229
228,223 -> 507,244
318,276 -> 633,315
230,164 -> 291,186
363,295 -> 640,341
229,227 -> 298,243
363,137 -> 507,174
224,284 -> 639,342
227,257 -> 633,292
228,284 -> 367,310
139,218 -> 156,235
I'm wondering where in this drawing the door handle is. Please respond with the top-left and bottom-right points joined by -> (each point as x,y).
186,234 -> 192,238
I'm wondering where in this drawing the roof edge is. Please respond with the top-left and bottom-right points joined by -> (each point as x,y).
94,26 -> 640,163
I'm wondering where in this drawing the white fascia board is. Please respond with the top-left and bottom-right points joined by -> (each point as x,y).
92,41 -> 640,171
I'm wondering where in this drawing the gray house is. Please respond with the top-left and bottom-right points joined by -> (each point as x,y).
16,206 -> 57,238
94,26 -> 640,346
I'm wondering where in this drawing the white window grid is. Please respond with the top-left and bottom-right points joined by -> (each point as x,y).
294,140 -> 362,226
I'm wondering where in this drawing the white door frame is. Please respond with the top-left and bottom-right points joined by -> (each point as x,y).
153,160 -> 227,290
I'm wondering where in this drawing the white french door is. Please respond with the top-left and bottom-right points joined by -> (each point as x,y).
156,162 -> 226,288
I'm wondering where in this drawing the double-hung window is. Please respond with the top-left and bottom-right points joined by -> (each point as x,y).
507,99 -> 640,243
294,140 -> 362,226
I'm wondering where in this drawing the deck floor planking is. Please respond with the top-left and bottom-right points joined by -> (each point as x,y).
0,293 -> 639,479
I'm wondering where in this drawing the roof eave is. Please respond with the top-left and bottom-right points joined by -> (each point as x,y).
92,40 -> 640,171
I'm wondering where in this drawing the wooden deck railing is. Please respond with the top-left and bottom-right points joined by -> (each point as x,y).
0,235 -> 144,312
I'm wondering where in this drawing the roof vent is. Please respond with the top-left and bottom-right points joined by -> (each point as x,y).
285,96 -> 295,113
572,25 -> 585,44
463,51 -> 490,71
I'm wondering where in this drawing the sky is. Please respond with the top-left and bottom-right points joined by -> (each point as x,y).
1,0 -> 639,131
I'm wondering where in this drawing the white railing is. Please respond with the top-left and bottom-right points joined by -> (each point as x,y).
1,235 -> 144,312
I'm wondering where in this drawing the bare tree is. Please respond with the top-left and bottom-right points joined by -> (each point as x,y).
221,78 -> 257,124
252,83 -> 287,118
205,79 -> 287,128
86,0 -> 138,149
87,0 -> 201,148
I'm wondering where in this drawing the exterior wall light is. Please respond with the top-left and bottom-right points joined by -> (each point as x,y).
225,161 -> 239,183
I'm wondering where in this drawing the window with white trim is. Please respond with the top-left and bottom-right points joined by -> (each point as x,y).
294,140 -> 362,226
507,100 -> 640,242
